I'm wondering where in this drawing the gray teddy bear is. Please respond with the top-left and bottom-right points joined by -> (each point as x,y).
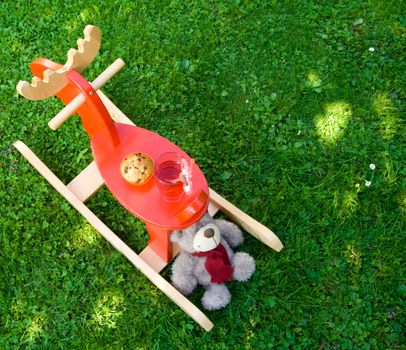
170,213 -> 256,310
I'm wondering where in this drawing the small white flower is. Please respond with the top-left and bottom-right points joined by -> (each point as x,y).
365,180 -> 372,187
369,163 -> 376,170
355,183 -> 360,188
369,47 -> 375,52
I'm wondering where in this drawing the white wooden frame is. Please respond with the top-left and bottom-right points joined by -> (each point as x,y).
14,89 -> 283,331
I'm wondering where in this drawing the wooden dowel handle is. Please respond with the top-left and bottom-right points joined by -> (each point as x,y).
91,58 -> 125,90
48,58 -> 125,130
48,93 -> 86,130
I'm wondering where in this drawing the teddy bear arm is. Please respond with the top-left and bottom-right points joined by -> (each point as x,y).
171,252 -> 198,295
232,252 -> 256,282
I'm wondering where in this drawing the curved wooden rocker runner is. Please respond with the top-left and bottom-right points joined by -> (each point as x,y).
14,25 -> 283,331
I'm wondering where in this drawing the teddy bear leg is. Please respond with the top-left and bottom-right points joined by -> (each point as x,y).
201,284 -> 231,311
171,253 -> 198,295
172,275 -> 198,296
232,252 -> 256,282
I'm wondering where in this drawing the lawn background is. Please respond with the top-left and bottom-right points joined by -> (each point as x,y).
0,0 -> 405,349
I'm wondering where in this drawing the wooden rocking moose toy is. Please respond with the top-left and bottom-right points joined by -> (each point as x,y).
14,25 -> 283,331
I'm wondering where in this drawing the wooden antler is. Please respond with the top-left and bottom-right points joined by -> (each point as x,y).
16,25 -> 101,101
17,69 -> 69,101
63,25 -> 101,73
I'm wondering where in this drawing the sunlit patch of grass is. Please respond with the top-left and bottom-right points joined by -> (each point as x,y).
345,243 -> 362,269
243,304 -> 258,350
64,20 -> 81,34
306,71 -> 322,88
314,102 -> 352,144
333,190 -> 359,219
374,92 -> 400,140
79,8 -> 99,24
383,157 -> 399,185
71,222 -> 100,250
21,315 -> 46,344
90,289 -> 126,329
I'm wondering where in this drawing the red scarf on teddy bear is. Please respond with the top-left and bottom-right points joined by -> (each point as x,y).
192,244 -> 233,284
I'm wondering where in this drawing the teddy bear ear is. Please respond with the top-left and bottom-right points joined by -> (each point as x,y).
170,231 -> 182,243
203,212 -> 213,220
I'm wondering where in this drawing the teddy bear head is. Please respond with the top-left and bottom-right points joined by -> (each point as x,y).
170,213 -> 221,254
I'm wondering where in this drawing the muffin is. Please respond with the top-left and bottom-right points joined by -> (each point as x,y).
120,152 -> 154,185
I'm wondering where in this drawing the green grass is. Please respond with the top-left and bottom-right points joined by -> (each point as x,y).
1,0 -> 405,348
